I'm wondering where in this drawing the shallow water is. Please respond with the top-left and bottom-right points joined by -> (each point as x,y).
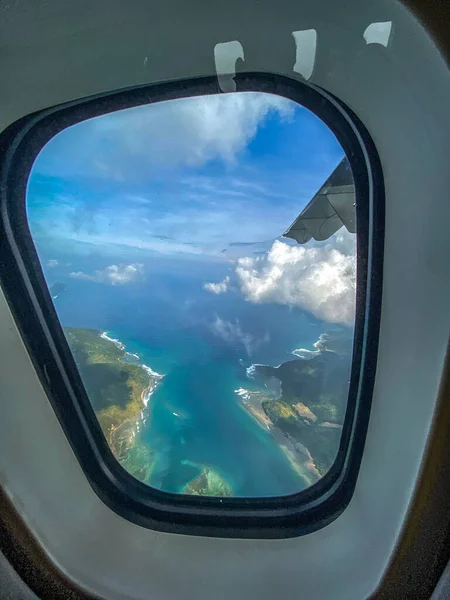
54,256 -> 323,497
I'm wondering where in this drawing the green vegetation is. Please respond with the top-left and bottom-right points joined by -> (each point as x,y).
64,326 -> 348,490
65,328 -> 154,477
183,468 -> 233,497
262,399 -> 298,425
65,328 -> 231,492
309,402 -> 341,423
65,328 -> 151,438
255,349 -> 349,476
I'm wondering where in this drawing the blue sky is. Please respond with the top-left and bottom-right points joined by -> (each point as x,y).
27,91 -> 356,325
27,92 -> 343,258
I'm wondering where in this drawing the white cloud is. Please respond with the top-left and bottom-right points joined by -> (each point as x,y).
204,276 -> 230,295
47,259 -> 59,268
234,232 -> 356,325
70,263 -> 144,285
210,316 -> 262,356
45,93 -> 295,181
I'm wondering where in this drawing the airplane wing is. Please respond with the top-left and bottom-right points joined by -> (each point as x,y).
283,158 -> 355,244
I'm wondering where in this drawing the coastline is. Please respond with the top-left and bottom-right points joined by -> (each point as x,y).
235,388 -> 320,487
291,332 -> 326,360
84,328 -> 341,492
101,330 -> 164,379
96,331 -> 164,475
106,377 -> 157,450
236,330 -> 350,484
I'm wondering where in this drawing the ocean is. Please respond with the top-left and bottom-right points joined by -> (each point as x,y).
51,252 -> 324,497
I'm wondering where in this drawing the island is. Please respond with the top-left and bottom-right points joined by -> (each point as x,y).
65,326 -> 346,495
50,281 -> 67,299
64,328 -> 235,497
239,332 -> 352,482
183,468 -> 233,497
65,327 -> 161,483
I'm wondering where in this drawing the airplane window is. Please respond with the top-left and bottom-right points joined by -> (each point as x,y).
26,91 -> 357,498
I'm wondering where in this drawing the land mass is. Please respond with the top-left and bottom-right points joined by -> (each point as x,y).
65,327 -> 347,495
241,332 -> 351,480
65,327 -> 160,483
65,328 -> 233,496
50,281 -> 67,299
183,468 -> 233,497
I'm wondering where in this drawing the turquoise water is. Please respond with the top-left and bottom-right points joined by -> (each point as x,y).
53,256 -> 322,497
117,333 -> 304,496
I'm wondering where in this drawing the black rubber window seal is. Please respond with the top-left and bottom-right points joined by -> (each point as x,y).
0,72 -> 384,538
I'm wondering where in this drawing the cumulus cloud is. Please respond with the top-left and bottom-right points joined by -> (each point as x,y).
234,232 -> 356,325
38,93 -> 295,181
210,316 -> 267,356
70,263 -> 144,285
203,276 -> 230,295
96,93 -> 294,170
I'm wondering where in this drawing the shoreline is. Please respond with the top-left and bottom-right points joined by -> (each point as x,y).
240,330 -> 349,482
99,330 -> 164,461
100,328 -> 337,491
235,388 -> 321,488
106,378 -> 159,458
101,330 -> 164,379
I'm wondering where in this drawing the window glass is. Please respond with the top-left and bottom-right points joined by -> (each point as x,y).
27,92 -> 356,498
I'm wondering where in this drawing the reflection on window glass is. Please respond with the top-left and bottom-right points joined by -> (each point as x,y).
27,92 -> 356,498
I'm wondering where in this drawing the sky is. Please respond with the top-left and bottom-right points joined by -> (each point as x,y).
27,91 -> 356,325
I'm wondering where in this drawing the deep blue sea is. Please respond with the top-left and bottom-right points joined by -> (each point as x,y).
50,252 -> 325,497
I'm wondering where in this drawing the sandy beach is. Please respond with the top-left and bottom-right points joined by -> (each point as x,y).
236,388 -> 321,487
